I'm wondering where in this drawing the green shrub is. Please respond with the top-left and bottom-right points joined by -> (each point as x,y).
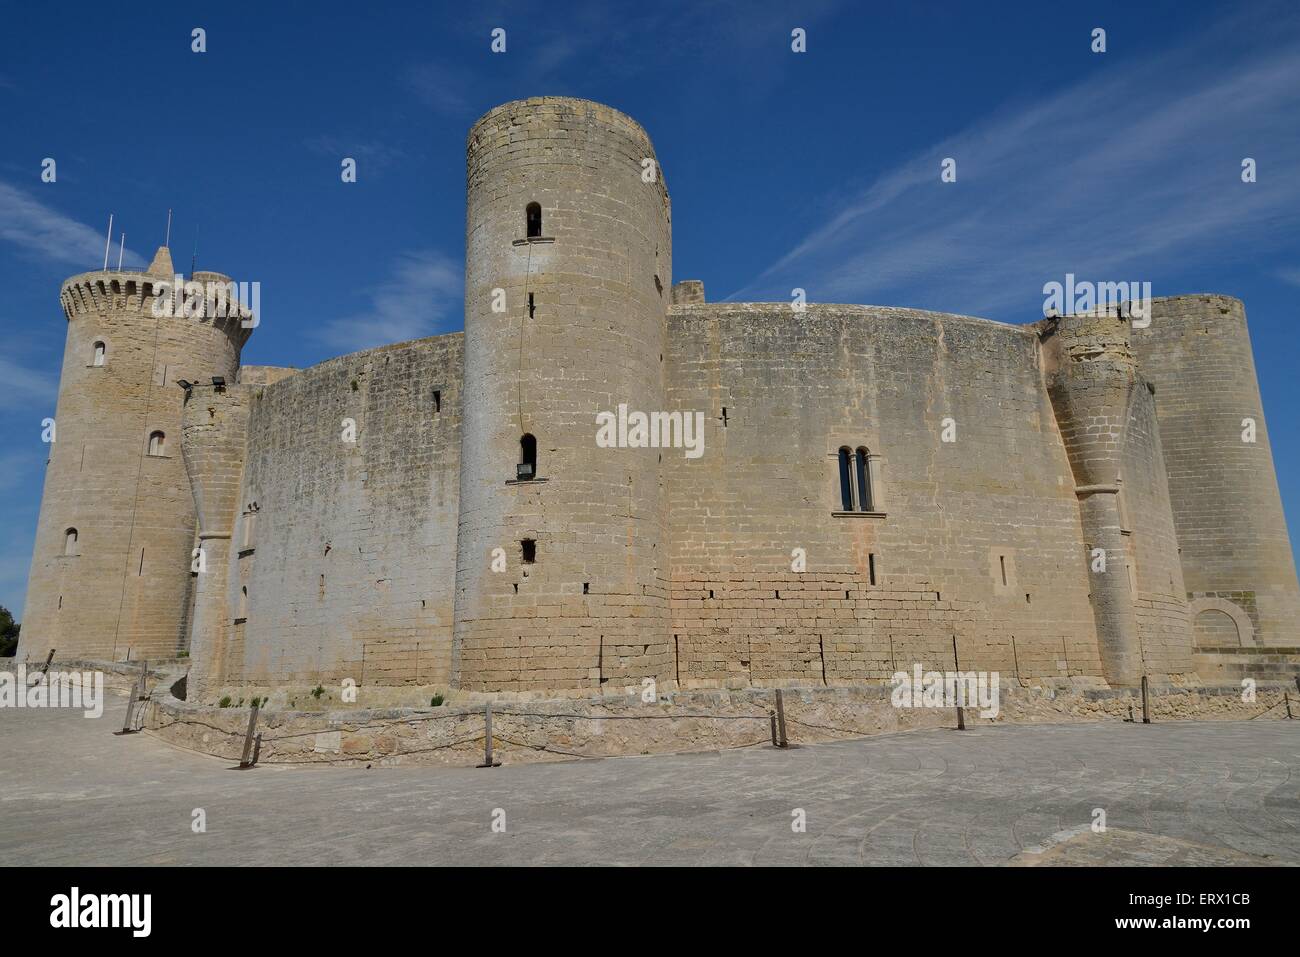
218,696 -> 232,708
430,693 -> 444,707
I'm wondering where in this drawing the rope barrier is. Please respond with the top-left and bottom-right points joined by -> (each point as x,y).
491,708 -> 770,722
1246,694 -> 1294,720
136,682 -> 1297,767
785,716 -> 874,737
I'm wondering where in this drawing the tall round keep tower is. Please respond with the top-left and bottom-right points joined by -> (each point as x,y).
1132,295 -> 1300,647
452,97 -> 673,692
19,247 -> 252,663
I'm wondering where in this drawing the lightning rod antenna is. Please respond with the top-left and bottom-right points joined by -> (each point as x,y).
102,214 -> 113,271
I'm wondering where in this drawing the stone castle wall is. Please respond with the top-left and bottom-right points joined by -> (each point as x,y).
663,303 -> 1115,687
197,335 -> 462,698
1120,378 -> 1194,676
18,99 -> 1295,699
1132,295 -> 1300,648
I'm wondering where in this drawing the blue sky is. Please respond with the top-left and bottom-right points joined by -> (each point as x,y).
2,0 -> 1298,617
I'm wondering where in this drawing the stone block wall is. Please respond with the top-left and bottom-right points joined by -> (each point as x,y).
206,335 -> 462,697
662,303 -> 1125,688
1120,380 -> 1194,677
1132,295 -> 1300,647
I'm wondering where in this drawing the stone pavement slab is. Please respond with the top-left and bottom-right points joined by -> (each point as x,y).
1,698 -> 1296,866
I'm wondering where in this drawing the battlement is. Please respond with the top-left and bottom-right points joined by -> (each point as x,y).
59,266 -> 255,350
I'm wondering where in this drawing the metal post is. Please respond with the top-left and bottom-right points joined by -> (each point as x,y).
1285,692 -> 1293,720
37,649 -> 55,682
118,664 -> 146,735
1140,675 -> 1151,724
119,673 -> 139,733
952,635 -> 965,730
238,703 -> 260,768
478,701 -> 500,768
251,733 -> 263,767
770,710 -> 778,746
774,689 -> 789,749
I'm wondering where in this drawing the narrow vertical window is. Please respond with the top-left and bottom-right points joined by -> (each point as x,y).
92,341 -> 106,366
521,539 -> 536,564
855,447 -> 872,511
147,431 -> 165,456
519,433 -> 537,479
526,202 -> 542,238
837,448 -> 853,510
64,528 -> 78,556
1000,555 -> 1008,587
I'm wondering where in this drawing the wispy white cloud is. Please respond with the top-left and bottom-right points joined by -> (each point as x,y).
404,1 -> 845,113
315,249 -> 462,353
406,61 -> 473,115
0,181 -> 145,268
304,136 -> 409,175
0,354 -> 57,412
733,13 -> 1300,317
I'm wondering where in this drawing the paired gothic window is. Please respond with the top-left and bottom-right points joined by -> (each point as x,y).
526,202 -> 542,238
837,446 -> 876,511
147,431 -> 165,456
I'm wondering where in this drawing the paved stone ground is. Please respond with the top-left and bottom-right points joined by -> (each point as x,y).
2,697 -> 1297,866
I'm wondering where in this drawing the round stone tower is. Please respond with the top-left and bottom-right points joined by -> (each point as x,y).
19,248 -> 252,663
1042,309 -> 1144,686
1132,295 -> 1300,647
452,97 -> 673,692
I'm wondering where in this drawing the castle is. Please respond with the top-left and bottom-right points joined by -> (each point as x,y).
19,97 -> 1300,702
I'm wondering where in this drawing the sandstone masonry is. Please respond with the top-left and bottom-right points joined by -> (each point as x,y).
18,97 -> 1300,700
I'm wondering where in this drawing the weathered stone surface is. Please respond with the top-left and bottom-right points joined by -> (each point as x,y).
17,98 -> 1298,706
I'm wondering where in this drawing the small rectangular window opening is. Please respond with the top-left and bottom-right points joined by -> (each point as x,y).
433,390 -> 441,413
868,553 -> 877,586
521,539 -> 536,564
1000,555 -> 1007,587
